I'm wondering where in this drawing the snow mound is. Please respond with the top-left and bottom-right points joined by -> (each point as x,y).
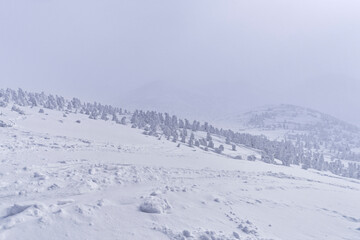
4,204 -> 32,218
139,196 -> 171,214
4,204 -> 45,219
1,203 -> 46,230
0,120 -> 12,127
238,220 -> 259,236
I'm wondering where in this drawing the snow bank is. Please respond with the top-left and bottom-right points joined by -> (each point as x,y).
139,196 -> 171,214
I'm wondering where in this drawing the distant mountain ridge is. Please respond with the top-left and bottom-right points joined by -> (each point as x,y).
217,104 -> 360,165
225,104 -> 358,132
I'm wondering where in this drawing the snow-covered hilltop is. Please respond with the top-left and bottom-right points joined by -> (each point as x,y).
227,104 -> 358,133
218,104 -> 360,173
0,88 -> 359,240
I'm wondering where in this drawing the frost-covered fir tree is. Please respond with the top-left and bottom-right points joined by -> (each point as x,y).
232,144 -> 236,151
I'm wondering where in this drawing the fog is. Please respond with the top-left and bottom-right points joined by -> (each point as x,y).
1,1 -> 360,124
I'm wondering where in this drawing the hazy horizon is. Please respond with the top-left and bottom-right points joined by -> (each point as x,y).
1,1 -> 360,125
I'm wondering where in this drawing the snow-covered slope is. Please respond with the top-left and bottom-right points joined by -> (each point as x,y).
0,103 -> 359,240
217,104 -> 360,163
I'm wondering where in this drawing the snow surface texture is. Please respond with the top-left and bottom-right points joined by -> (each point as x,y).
0,105 -> 359,239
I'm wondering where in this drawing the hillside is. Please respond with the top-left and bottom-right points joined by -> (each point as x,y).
217,104 -> 360,164
0,89 -> 359,239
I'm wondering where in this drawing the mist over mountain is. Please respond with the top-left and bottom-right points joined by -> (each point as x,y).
118,80 -> 276,121
218,104 -> 359,132
117,79 -> 360,128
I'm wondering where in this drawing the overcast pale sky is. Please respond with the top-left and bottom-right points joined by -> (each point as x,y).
1,1 -> 360,124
